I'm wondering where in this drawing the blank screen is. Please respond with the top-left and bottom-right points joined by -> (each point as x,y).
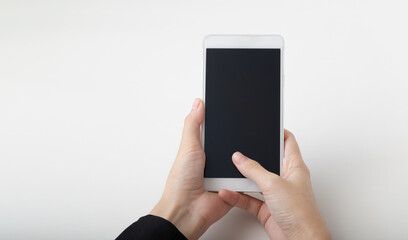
204,48 -> 281,178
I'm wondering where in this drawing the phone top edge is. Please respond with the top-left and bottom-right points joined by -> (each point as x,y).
203,34 -> 284,49
203,34 -> 284,40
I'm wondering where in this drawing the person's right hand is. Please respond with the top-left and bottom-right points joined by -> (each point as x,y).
218,130 -> 331,240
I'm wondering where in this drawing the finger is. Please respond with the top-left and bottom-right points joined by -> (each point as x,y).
283,129 -> 301,160
218,189 -> 263,217
180,98 -> 204,151
219,189 -> 272,228
232,152 -> 280,190
283,129 -> 308,169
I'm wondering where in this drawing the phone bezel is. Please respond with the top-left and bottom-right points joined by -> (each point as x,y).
202,35 -> 284,192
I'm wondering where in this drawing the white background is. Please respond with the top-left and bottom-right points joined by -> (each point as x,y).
1,0 -> 408,239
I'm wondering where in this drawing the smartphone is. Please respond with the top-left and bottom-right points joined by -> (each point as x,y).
202,35 -> 284,192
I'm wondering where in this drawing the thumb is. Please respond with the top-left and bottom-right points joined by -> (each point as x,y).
179,98 -> 204,151
232,152 -> 281,191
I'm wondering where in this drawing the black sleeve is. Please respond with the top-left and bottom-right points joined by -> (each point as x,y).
116,214 -> 188,240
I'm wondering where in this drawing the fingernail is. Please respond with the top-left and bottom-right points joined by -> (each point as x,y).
192,98 -> 200,110
232,152 -> 246,165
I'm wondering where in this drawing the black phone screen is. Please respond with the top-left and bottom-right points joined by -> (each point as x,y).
204,48 -> 281,178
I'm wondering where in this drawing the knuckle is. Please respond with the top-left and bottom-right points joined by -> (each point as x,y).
181,142 -> 203,155
184,114 -> 192,125
231,192 -> 240,206
240,194 -> 250,210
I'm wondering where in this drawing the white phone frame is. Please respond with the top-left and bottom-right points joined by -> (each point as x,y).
202,35 -> 284,192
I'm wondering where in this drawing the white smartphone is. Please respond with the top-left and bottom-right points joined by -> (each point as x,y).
202,35 -> 284,192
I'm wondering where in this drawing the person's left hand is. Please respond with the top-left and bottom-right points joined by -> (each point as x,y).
151,98 -> 232,240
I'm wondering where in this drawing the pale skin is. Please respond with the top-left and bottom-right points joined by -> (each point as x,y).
151,98 -> 331,240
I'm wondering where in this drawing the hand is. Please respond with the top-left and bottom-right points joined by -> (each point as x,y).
218,130 -> 331,240
151,98 -> 231,240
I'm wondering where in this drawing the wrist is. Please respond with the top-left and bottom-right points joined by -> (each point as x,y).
293,213 -> 331,240
299,223 -> 331,240
151,197 -> 207,240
